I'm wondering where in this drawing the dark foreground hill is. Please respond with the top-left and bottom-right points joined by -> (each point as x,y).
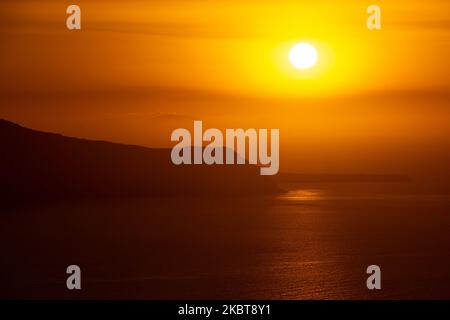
0,119 -> 277,200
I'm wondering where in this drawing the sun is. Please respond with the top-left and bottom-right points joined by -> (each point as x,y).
289,42 -> 318,70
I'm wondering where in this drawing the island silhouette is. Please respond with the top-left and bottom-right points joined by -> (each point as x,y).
0,118 -> 415,203
0,119 -> 278,201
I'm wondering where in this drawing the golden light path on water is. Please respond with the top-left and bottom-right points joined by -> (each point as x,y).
278,189 -> 324,201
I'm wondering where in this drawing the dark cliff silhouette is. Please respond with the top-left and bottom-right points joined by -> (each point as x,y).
0,119 -> 277,200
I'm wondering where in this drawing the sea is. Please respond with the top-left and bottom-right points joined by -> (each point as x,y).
1,182 -> 450,299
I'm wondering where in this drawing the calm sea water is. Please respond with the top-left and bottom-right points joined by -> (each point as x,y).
2,183 -> 450,299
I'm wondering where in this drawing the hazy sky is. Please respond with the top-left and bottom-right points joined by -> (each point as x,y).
1,0 -> 449,177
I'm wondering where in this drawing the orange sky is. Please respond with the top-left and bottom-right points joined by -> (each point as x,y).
1,0 -> 449,178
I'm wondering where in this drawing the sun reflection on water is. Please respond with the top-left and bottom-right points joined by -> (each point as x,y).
278,189 -> 324,201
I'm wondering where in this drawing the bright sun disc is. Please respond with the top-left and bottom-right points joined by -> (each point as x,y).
289,42 -> 318,70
